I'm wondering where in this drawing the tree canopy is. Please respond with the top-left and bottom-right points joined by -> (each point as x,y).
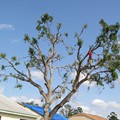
0,13 -> 120,120
59,104 -> 83,118
107,112 -> 119,120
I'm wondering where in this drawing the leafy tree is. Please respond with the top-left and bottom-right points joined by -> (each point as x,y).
25,101 -> 39,106
59,104 -> 83,118
0,13 -> 120,120
107,112 -> 119,120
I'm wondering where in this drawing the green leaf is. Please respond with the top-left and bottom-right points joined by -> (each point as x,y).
36,25 -> 41,31
97,80 -> 104,86
24,34 -> 30,42
71,79 -> 74,83
11,56 -> 17,62
41,13 -> 53,23
109,33 -> 117,40
83,24 -> 88,29
32,38 -> 38,45
26,63 -> 30,68
68,52 -> 73,55
99,19 -> 108,28
15,62 -> 20,66
42,55 -> 46,60
49,48 -> 52,53
112,71 -> 118,80
16,84 -> 23,89
1,65 -> 5,70
57,23 -> 62,30
77,39 -> 83,47
0,53 -> 6,59
63,73 -> 67,78
64,33 -> 68,37
3,76 -> 8,81
28,48 -> 36,56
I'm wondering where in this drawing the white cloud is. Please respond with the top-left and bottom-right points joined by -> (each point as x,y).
83,81 -> 96,87
71,72 -> 86,80
31,71 -> 44,80
92,98 -> 120,118
70,98 -> 120,119
92,99 -> 108,108
92,99 -> 120,109
0,24 -> 14,30
71,103 -> 96,115
0,86 -> 4,94
10,96 -> 43,106
71,72 -> 96,87
80,105 -> 90,112
108,101 -> 120,108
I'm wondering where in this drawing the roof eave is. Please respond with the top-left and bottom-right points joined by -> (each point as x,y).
0,109 -> 38,118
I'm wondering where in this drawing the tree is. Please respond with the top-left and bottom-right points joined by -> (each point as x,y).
25,101 -> 39,106
107,112 -> 119,120
0,13 -> 120,120
59,104 -> 83,118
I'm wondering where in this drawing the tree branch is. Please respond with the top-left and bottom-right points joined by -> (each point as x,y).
5,58 -> 28,79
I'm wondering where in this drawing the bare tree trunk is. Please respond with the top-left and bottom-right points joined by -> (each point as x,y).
50,89 -> 76,119
42,99 -> 51,120
41,116 -> 51,120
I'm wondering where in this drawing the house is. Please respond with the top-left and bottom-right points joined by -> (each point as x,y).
0,94 -> 41,120
0,93 -> 68,120
23,103 -> 69,120
69,113 -> 108,120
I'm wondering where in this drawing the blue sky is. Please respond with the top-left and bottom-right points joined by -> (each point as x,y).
0,0 -> 120,118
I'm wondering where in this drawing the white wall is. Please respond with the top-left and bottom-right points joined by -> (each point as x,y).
70,116 -> 92,120
0,113 -> 40,120
1,116 -> 19,120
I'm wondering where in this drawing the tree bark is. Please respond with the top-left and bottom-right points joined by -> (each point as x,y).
43,104 -> 50,120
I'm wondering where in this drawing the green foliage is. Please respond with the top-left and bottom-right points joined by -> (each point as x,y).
93,19 -> 120,85
1,65 -> 5,70
59,104 -> 83,118
77,38 -> 83,47
11,56 -> 17,62
25,101 -> 39,106
0,14 -> 120,120
97,80 -> 104,86
32,37 -> 38,45
83,24 -> 88,29
36,13 -> 54,39
57,23 -> 62,30
3,76 -> 8,81
28,47 -> 36,56
15,84 -> 23,89
107,112 -> 119,120
15,62 -> 20,66
111,71 -> 118,80
25,63 -> 30,69
41,13 -> 53,23
63,73 -> 68,80
24,34 -> 30,42
64,32 -> 68,37
0,53 -> 6,59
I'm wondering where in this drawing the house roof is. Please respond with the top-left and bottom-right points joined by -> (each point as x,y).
23,103 -> 69,120
71,113 -> 108,120
0,94 -> 39,118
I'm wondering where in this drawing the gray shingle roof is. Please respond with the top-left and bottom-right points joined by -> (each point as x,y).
0,94 -> 39,118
